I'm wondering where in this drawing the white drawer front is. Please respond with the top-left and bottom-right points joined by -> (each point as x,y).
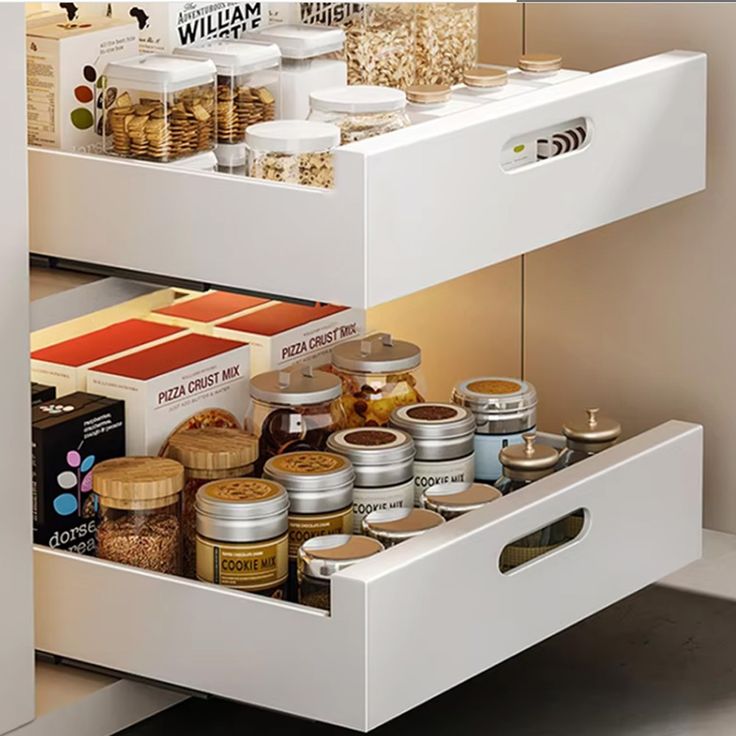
35,420 -> 702,731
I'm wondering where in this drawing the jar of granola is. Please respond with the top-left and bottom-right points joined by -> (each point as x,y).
246,120 -> 340,188
94,457 -> 184,575
331,333 -> 425,428
167,428 -> 258,579
103,55 -> 216,162
308,86 -> 410,144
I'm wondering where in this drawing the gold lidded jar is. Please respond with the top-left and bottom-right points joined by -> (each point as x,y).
167,428 -> 259,579
195,477 -> 289,598
421,481 -> 501,521
297,533 -> 384,611
517,52 -> 563,79
559,408 -> 622,469
405,83 -> 452,109
94,456 -> 184,575
362,507 -> 445,548
461,66 -> 509,93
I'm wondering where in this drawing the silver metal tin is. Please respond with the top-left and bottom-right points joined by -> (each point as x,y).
451,377 -> 537,435
421,482 -> 502,519
361,507 -> 444,547
250,364 -> 342,406
390,403 -> 475,461
263,451 -> 354,514
195,478 -> 289,543
331,333 -> 421,374
327,427 -> 415,487
297,534 -> 384,580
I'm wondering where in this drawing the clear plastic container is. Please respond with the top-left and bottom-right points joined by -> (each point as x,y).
93,457 -> 184,575
309,86 -> 410,144
174,40 -> 281,169
103,55 -> 217,162
246,24 -> 347,120
166,428 -> 258,579
331,333 -> 426,428
246,119 -> 340,188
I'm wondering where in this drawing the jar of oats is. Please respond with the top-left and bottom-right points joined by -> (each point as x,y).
246,120 -> 340,188
166,428 -> 258,580
103,55 -> 216,162
308,86 -> 410,144
174,40 -> 281,169
94,457 -> 184,575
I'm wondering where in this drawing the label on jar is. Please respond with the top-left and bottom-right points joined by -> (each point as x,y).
474,428 -> 535,483
352,481 -> 414,533
196,533 -> 288,592
413,454 -> 476,506
288,507 -> 353,559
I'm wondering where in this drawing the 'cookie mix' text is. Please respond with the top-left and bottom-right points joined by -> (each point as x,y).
157,365 -> 242,405
281,323 -> 360,360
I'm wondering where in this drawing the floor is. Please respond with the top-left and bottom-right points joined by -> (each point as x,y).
116,584 -> 736,736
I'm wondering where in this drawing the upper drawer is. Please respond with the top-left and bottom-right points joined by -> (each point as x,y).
28,51 -> 706,308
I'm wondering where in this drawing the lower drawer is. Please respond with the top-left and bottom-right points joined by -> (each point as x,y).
34,420 -> 702,732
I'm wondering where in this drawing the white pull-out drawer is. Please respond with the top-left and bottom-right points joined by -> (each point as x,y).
28,51 -> 706,308
35,420 -> 702,732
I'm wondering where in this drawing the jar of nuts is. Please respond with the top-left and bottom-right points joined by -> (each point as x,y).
94,457 -> 184,575
174,40 -> 281,169
246,119 -> 340,188
166,428 -> 258,580
103,55 -> 217,163
308,86 -> 410,144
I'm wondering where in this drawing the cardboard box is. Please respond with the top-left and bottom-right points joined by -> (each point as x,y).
148,290 -> 273,334
32,382 -> 56,406
31,318 -> 186,396
87,333 -> 251,455
111,2 -> 268,54
33,391 -> 125,555
26,16 -> 138,153
213,302 -> 365,375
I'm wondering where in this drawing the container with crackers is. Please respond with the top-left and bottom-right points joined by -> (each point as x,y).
103,54 -> 217,162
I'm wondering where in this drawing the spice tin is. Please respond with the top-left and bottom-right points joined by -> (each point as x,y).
421,482 -> 501,520
195,477 -> 289,597
362,507 -> 444,548
451,377 -> 537,483
390,402 -> 475,505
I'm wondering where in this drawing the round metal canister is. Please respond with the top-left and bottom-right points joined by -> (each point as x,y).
390,403 -> 475,461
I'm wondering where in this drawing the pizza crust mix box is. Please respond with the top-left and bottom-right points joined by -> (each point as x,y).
87,333 -> 251,456
31,318 -> 186,396
213,302 -> 365,375
26,16 -> 138,152
148,290 -> 273,334
33,391 -> 125,555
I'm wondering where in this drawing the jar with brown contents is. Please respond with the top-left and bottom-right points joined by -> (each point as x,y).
166,428 -> 258,579
94,457 -> 184,575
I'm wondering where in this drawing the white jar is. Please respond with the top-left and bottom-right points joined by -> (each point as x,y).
390,403 -> 476,506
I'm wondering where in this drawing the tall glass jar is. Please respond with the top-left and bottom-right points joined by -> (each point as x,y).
331,333 -> 426,428
166,428 -> 258,579
559,408 -> 622,469
94,457 -> 184,575
248,365 -> 346,470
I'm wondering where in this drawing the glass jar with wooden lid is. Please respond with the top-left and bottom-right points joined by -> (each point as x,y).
517,53 -> 563,79
460,66 -> 509,94
167,427 -> 258,579
362,507 -> 444,548
94,457 -> 184,575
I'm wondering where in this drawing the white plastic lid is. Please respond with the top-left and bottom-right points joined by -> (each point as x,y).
247,24 -> 345,60
246,120 -> 340,154
173,40 -> 280,76
105,54 -> 216,92
310,85 -> 406,114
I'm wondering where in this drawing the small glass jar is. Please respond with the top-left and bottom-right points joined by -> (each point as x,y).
94,457 -> 184,575
331,333 -> 426,428
421,481 -> 501,520
415,3 -> 479,85
103,55 -> 217,162
297,534 -> 384,611
406,84 -> 452,109
195,477 -> 289,598
460,66 -> 509,95
263,450 -> 354,599
517,53 -> 563,80
248,364 -> 345,469
559,408 -> 622,469
174,39 -> 281,169
308,86 -> 410,144
452,377 -> 537,483
327,427 -> 415,533
390,403 -> 476,506
362,507 -> 445,548
246,119 -> 340,188
247,24 -> 347,120
166,427 -> 258,580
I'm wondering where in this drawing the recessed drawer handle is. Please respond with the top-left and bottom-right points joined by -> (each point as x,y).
501,117 -> 591,172
499,508 -> 588,573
